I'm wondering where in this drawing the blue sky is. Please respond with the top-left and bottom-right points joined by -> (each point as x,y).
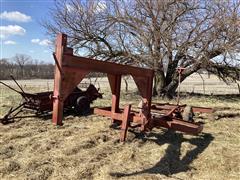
0,0 -> 56,63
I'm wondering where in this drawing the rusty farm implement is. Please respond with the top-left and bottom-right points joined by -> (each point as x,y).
51,33 -> 213,141
0,76 -> 102,124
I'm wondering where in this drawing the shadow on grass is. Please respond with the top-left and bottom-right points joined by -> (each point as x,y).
110,130 -> 214,177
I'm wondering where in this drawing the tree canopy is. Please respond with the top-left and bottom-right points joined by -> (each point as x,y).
44,0 -> 240,97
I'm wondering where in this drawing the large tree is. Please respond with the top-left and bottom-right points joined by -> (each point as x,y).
44,0 -> 240,97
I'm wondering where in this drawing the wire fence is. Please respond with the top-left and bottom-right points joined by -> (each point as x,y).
0,74 -> 239,96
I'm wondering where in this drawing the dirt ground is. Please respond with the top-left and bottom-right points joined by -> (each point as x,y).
0,78 -> 240,180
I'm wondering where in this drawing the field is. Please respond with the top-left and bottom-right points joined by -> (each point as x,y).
0,74 -> 240,180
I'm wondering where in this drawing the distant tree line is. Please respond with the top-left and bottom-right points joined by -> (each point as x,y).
0,54 -> 107,80
0,54 -> 54,80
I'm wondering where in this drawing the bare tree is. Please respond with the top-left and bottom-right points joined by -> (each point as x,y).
12,54 -> 31,78
43,0 -> 240,97
0,58 -> 10,79
1,54 -> 55,80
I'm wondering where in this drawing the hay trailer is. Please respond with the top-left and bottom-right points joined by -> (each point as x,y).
0,76 -> 102,124
52,33 -> 213,141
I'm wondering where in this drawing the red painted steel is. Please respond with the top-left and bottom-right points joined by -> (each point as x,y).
151,103 -> 214,113
52,34 -> 65,125
120,105 -> 131,141
52,33 -> 211,141
108,74 -> 121,123
151,116 -> 203,135
0,79 -> 102,124
52,33 -> 154,128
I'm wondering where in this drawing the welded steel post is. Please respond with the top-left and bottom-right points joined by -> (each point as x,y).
52,34 -> 67,125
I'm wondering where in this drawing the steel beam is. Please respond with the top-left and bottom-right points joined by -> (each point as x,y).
152,103 -> 214,113
152,117 -> 203,135
62,54 -> 153,77
120,105 -> 131,142
52,34 -> 66,125
108,74 -> 122,123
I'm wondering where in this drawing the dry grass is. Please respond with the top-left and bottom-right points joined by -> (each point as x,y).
0,77 -> 240,180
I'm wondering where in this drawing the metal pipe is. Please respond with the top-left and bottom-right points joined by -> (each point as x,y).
10,75 -> 26,95
0,81 -> 22,94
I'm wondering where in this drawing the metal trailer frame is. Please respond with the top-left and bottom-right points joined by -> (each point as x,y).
0,77 -> 102,124
52,33 -> 211,141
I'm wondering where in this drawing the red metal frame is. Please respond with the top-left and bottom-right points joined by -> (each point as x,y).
52,33 -> 208,141
151,103 -> 214,114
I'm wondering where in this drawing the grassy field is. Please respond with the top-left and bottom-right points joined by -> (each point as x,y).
0,75 -> 240,180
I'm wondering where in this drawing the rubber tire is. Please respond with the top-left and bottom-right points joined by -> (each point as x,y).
74,96 -> 90,115
182,106 -> 194,122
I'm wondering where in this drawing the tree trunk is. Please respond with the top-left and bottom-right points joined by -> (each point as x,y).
163,69 -> 199,98
153,61 -> 200,99
163,78 -> 179,98
153,70 -> 166,97
124,78 -> 128,93
153,71 -> 179,98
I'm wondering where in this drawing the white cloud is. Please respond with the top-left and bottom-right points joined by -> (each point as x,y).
31,38 -> 40,43
4,40 -> 16,45
39,39 -> 52,46
44,50 -> 49,53
0,11 -> 31,22
31,38 -> 52,46
0,25 -> 26,39
29,50 -> 35,53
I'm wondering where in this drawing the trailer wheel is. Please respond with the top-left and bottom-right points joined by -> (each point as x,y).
75,96 -> 90,115
182,106 -> 194,122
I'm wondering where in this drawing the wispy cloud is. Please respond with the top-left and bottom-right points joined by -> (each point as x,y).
0,25 -> 26,39
0,11 -> 32,22
31,38 -> 52,46
4,40 -> 16,45
39,39 -> 52,46
31,39 -> 40,43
